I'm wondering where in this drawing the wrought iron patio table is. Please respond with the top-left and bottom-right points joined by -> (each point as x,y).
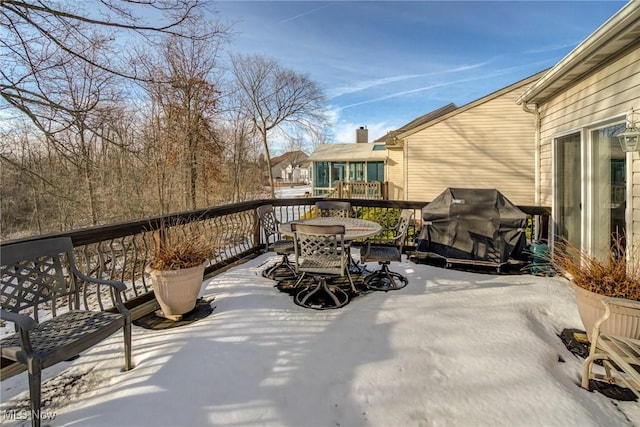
279,217 -> 383,273
278,217 -> 382,241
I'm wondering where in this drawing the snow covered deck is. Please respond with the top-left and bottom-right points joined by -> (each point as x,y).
1,252 -> 639,426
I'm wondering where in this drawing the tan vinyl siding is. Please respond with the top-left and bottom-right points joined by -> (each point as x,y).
405,86 -> 536,205
386,147 -> 404,200
538,47 -> 640,210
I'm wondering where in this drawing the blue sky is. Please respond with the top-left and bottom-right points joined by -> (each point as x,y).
213,1 -> 627,150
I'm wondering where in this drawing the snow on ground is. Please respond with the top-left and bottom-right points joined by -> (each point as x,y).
1,252 -> 638,427
275,185 -> 311,199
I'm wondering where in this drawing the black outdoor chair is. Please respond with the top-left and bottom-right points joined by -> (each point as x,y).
0,237 -> 132,427
291,223 -> 355,309
315,200 -> 351,218
257,204 -> 297,280
360,209 -> 414,291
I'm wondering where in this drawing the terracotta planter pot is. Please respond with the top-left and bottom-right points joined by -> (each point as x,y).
148,263 -> 205,316
570,280 -> 640,341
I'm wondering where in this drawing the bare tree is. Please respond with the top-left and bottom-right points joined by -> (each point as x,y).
230,54 -> 327,198
283,132 -> 305,154
138,20 -> 228,211
1,0 -> 211,128
308,125 -> 331,150
219,108 -> 263,202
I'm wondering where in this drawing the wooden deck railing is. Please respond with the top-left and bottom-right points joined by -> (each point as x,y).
324,181 -> 388,199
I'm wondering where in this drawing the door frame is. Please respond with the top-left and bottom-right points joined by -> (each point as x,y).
552,115 -> 630,258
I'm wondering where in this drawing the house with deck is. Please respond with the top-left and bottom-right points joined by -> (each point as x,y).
308,127 -> 389,198
310,71 -> 544,204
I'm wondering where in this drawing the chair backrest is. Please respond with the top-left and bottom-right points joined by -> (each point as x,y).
590,297 -> 640,353
291,223 -> 348,274
315,200 -> 351,218
392,209 -> 414,247
256,204 -> 280,244
1,237 -> 81,320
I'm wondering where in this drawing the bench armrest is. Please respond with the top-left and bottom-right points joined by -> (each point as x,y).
72,269 -> 129,313
1,309 -> 37,355
0,309 -> 37,331
73,270 -> 127,292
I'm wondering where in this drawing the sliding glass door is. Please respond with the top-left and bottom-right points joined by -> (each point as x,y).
554,122 -> 627,259
555,133 -> 582,249
591,123 -> 626,259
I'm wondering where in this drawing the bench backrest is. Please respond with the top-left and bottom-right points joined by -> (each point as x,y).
1,237 -> 81,321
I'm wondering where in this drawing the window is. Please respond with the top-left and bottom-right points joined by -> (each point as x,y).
332,162 -> 346,186
314,162 -> 329,188
349,163 -> 365,182
367,162 -> 384,182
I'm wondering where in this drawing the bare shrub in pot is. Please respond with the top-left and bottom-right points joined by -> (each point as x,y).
147,225 -> 213,318
551,234 -> 640,340
552,234 -> 640,300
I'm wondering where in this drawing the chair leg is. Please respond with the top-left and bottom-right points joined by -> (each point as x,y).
293,272 -> 307,288
263,254 -> 297,280
364,263 -> 408,291
581,353 -> 612,390
294,276 -> 349,310
345,268 -> 357,293
28,369 -> 41,427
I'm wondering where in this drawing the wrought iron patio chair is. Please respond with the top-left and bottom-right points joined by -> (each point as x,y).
257,204 -> 296,280
291,223 -> 355,309
359,209 -> 414,291
315,200 -> 351,218
581,298 -> 640,399
1,237 -> 132,427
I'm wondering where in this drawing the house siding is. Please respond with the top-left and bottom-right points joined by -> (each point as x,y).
386,147 -> 404,200
402,84 -> 537,205
539,44 -> 640,251
537,46 -> 640,233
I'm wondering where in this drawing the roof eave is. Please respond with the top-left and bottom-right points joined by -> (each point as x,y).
397,71 -> 545,140
517,1 -> 640,105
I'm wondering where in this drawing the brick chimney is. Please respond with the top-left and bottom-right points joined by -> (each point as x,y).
356,126 -> 368,143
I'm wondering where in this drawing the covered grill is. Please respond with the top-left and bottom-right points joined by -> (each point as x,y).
415,188 -> 527,270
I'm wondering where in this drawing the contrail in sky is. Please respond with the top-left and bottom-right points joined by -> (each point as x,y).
336,61 -> 548,111
329,60 -> 493,99
278,2 -> 337,24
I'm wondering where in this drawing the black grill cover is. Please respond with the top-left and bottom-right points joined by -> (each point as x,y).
416,188 -> 526,265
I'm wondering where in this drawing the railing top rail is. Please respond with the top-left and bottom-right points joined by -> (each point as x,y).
1,198 -> 550,247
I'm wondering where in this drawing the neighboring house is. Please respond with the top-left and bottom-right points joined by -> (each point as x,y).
516,1 -> 640,259
375,103 -> 457,201
270,150 -> 309,184
299,159 -> 312,184
307,142 -> 387,197
386,71 -> 545,205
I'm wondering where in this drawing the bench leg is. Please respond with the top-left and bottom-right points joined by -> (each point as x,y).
124,318 -> 132,371
28,370 -> 41,427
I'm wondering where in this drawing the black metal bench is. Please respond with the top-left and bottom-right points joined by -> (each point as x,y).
1,237 -> 132,427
